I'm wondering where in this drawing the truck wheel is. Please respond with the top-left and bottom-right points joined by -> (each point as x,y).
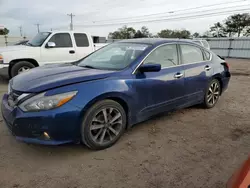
11,61 -> 35,77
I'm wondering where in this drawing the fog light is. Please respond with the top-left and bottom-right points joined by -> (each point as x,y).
43,132 -> 50,140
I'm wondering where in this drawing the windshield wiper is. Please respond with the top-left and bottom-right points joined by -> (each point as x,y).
81,65 -> 97,69
25,42 -> 34,46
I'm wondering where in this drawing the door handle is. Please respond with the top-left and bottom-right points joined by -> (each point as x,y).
174,73 -> 183,79
205,65 -> 211,71
69,50 -> 75,54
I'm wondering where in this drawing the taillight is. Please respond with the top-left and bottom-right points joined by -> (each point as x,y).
221,62 -> 229,70
225,62 -> 229,69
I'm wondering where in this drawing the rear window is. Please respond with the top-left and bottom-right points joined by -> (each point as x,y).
74,33 -> 89,47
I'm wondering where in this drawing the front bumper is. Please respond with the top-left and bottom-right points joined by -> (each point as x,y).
1,94 -> 82,145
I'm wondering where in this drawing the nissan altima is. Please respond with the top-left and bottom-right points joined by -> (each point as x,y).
1,39 -> 231,150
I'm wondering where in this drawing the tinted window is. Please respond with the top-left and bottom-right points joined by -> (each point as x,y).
180,44 -> 203,64
204,50 -> 211,60
78,43 -> 149,70
49,33 -> 72,47
74,33 -> 89,47
144,44 -> 178,68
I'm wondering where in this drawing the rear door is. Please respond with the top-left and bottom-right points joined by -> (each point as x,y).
135,44 -> 186,118
73,33 -> 94,60
179,43 -> 213,103
40,33 -> 77,65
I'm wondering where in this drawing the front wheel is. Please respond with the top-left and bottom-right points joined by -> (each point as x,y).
81,100 -> 127,150
203,79 -> 221,108
11,61 -> 35,77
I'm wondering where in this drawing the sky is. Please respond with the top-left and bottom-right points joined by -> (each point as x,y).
0,0 -> 249,38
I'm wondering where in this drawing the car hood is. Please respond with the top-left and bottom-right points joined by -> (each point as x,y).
0,45 -> 32,53
11,64 -> 115,93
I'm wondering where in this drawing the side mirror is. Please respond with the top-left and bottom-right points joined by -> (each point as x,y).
139,63 -> 161,72
46,42 -> 56,48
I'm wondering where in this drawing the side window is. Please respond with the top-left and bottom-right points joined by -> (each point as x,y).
180,44 -> 204,64
144,44 -> 178,68
204,50 -> 211,60
74,33 -> 89,47
49,33 -> 72,48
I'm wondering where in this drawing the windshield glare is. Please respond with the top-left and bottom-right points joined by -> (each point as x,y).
27,32 -> 51,47
78,43 -> 149,70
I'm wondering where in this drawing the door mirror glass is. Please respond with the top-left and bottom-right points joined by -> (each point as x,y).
139,63 -> 161,72
46,42 -> 56,48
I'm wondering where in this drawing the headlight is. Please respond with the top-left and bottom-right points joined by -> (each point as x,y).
19,91 -> 78,112
0,54 -> 3,64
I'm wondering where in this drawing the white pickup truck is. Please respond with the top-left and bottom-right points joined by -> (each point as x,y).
0,31 -> 108,77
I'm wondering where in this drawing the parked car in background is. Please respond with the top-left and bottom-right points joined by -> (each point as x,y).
192,39 -> 210,50
0,31 -> 108,78
2,38 -> 230,150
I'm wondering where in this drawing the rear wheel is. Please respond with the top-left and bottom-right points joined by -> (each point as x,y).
81,100 -> 126,150
203,79 -> 221,108
11,61 -> 35,77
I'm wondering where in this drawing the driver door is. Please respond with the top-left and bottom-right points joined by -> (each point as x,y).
40,33 -> 77,65
134,44 -> 186,118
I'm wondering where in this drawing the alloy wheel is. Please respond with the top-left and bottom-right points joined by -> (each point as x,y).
207,81 -> 220,106
18,66 -> 30,74
89,107 -> 123,145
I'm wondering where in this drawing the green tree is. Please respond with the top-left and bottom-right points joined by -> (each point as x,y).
210,22 -> 226,37
157,29 -> 172,38
140,26 -> 151,37
224,13 -> 250,37
192,32 -> 200,38
108,25 -> 136,39
157,29 -> 191,38
0,28 -> 9,35
244,28 -> 250,36
134,26 -> 152,38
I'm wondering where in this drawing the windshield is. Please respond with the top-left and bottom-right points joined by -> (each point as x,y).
78,43 -> 150,70
27,32 -> 51,47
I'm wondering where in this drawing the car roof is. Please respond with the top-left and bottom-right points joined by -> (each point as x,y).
118,38 -> 195,45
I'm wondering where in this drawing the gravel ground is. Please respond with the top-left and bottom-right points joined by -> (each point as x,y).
0,58 -> 250,188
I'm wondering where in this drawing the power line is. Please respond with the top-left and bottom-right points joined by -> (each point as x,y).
89,0 -> 247,23
67,13 -> 75,30
35,23 -> 40,33
92,3 -> 250,24
76,7 -> 250,27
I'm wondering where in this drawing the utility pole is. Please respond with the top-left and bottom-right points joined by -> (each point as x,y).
67,13 -> 75,30
35,23 -> 40,33
18,26 -> 23,37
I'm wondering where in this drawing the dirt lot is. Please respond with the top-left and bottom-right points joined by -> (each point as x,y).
0,58 -> 250,188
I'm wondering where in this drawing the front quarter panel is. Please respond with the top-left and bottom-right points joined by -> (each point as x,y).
3,48 -> 41,64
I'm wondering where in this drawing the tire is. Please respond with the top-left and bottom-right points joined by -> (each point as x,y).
11,61 -> 35,77
81,99 -> 127,150
203,79 -> 221,108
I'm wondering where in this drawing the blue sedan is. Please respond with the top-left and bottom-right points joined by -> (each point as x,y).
1,39 -> 230,150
